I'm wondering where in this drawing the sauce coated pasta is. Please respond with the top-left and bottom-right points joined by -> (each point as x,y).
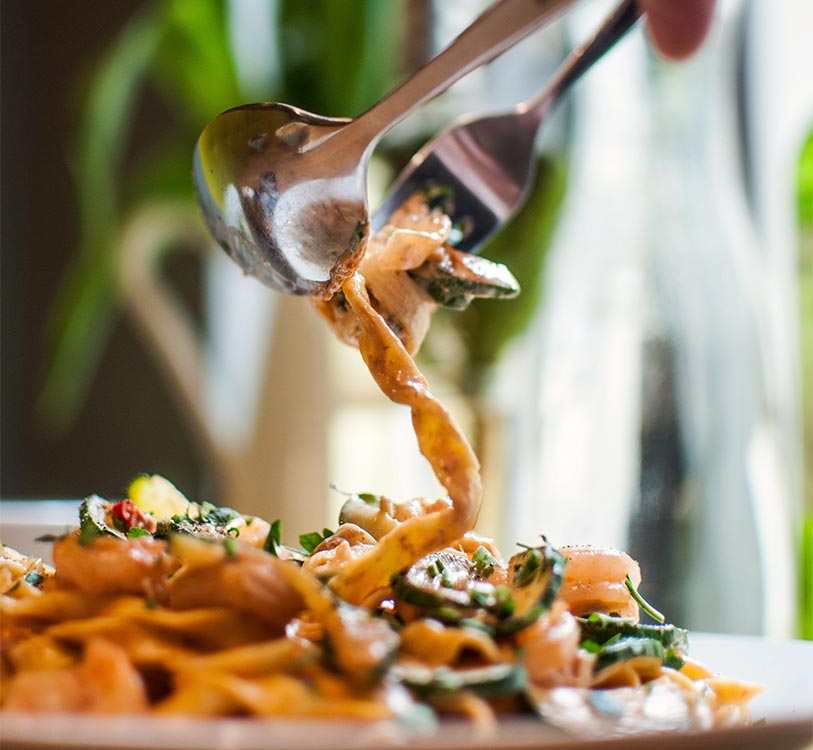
0,197 -> 759,737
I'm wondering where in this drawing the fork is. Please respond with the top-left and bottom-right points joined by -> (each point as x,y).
371,0 -> 642,252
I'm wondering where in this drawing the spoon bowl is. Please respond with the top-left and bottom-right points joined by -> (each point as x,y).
194,103 -> 368,297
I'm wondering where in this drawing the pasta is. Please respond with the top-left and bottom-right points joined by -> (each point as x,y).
0,197 -> 760,737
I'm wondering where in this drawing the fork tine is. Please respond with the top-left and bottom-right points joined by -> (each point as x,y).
372,0 -> 641,256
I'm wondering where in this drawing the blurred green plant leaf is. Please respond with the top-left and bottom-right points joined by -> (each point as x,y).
40,0 -> 411,433
800,513 -> 813,640
799,127 -> 813,229
798,126 -> 813,641
278,0 -> 405,116
126,136 -> 201,205
447,153 -> 568,394
152,0 -> 243,128
39,5 -> 166,430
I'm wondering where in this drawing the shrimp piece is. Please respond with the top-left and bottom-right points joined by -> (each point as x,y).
167,543 -> 304,633
452,532 -> 505,564
3,666 -> 86,712
231,516 -> 272,548
517,602 -> 594,687
52,534 -> 170,597
558,546 -> 641,620
312,194 -> 450,355
302,524 -> 376,579
75,637 -> 149,712
384,495 -> 453,523
4,637 -> 147,713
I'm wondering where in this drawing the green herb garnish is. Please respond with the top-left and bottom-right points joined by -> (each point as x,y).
264,519 -> 282,557
223,537 -> 238,556
472,545 -> 498,578
624,575 -> 665,623
24,570 -> 44,587
514,548 -> 542,587
330,483 -> 379,505
196,501 -> 241,526
299,529 -> 333,554
77,495 -> 125,546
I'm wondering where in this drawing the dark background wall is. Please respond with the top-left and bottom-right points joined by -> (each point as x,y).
1,1 -> 203,499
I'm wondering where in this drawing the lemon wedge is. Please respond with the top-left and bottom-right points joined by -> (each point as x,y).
128,474 -> 190,519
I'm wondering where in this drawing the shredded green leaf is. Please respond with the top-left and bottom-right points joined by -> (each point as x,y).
78,517 -> 103,546
514,548 -> 542,587
264,519 -> 282,556
23,570 -> 45,587
223,537 -> 238,556
472,545 -> 498,578
196,501 -> 241,526
329,483 -> 379,505
127,527 -> 151,538
624,575 -> 666,623
298,528 -> 334,553
580,638 -> 602,654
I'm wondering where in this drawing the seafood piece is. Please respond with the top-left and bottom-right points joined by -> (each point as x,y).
313,194 -> 447,355
517,602 -> 593,687
302,524 -> 376,579
558,546 -> 641,620
166,540 -> 303,633
52,534 -> 170,597
3,637 -> 148,714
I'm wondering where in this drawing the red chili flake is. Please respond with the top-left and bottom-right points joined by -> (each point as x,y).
110,500 -> 157,534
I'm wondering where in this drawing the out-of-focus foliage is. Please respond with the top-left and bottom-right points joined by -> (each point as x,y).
40,0 -> 406,430
797,125 -> 813,641
798,127 -> 813,229
278,1 -> 406,117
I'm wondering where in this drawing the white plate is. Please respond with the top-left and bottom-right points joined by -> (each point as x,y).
2,506 -> 812,749
2,634 -> 811,749
1,500 -> 80,565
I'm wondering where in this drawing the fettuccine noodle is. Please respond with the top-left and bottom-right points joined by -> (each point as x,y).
0,197 -> 760,736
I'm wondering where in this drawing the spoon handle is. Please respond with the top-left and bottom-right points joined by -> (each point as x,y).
349,0 -> 577,147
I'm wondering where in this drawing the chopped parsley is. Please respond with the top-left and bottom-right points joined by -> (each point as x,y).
514,548 -> 542,587
330,483 -> 379,505
223,537 -> 238,556
264,519 -> 282,557
299,529 -> 333,554
472,545 -> 498,578
196,501 -> 241,526
624,575 -> 666,623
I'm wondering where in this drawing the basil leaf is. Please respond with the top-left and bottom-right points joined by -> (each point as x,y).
264,519 -> 282,556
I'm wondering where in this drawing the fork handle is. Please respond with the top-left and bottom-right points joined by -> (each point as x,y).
524,0 -> 642,120
348,0 -> 577,149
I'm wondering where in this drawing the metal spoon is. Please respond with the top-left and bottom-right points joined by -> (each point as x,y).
194,0 -> 576,297
372,0 -> 642,253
